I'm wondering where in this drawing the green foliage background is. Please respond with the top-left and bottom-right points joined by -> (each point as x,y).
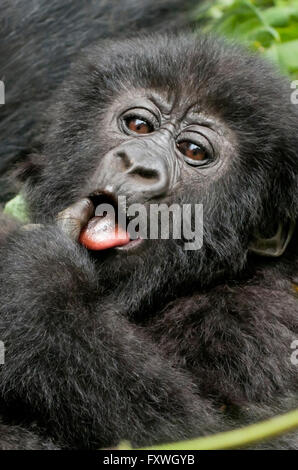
195,0 -> 298,78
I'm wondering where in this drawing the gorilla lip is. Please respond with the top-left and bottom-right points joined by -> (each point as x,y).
79,192 -> 142,251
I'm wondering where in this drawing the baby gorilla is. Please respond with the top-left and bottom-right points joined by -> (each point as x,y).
0,33 -> 297,449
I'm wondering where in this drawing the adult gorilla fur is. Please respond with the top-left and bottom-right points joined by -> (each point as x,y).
0,0 -> 298,450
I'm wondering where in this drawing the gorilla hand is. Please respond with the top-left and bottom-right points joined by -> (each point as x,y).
56,198 -> 94,242
22,197 -> 93,240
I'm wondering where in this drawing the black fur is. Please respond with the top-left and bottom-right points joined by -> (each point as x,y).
0,1 -> 297,450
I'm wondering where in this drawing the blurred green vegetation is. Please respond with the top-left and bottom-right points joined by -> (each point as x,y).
117,408 -> 298,449
195,0 -> 298,78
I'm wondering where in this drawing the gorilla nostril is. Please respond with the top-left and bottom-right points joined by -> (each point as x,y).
114,149 -> 169,193
116,151 -> 131,170
128,166 -> 159,183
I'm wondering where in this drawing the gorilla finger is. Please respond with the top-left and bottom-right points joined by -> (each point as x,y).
56,198 -> 94,241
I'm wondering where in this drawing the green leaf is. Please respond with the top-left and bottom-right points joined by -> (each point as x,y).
277,23 -> 298,42
263,6 -> 291,27
275,39 -> 298,71
3,194 -> 29,223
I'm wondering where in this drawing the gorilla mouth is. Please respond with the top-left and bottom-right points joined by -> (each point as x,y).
79,192 -> 144,252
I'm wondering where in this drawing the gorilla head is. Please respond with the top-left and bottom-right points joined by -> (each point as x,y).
22,33 -> 298,299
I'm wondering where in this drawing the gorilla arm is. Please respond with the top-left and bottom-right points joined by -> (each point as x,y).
0,420 -> 57,450
0,224 -> 220,449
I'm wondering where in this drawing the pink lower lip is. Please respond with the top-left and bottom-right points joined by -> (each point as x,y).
115,237 -> 144,251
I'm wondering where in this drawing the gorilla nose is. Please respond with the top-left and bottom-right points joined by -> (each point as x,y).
116,149 -> 170,199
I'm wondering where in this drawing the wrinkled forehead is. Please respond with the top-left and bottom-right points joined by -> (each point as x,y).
87,33 -> 288,136
95,48 -> 218,118
93,35 -> 215,96
93,39 -> 241,121
106,87 -> 202,117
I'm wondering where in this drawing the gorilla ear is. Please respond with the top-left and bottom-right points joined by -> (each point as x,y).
248,219 -> 296,257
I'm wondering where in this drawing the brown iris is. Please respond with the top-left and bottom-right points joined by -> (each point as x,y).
177,141 -> 207,161
125,116 -> 153,134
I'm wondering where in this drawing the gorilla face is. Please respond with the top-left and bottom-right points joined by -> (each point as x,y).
23,33 -> 298,292
87,88 -> 235,201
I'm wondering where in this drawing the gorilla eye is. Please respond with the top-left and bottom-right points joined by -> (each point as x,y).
177,141 -> 209,166
124,116 -> 154,134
